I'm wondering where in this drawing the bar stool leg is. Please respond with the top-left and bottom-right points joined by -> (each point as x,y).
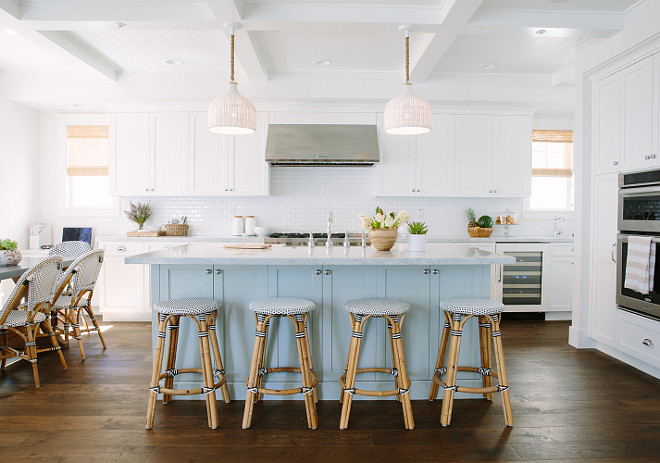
208,311 -> 231,404
478,315 -> 494,400
293,314 -> 317,429
489,314 -> 513,426
243,314 -> 269,429
429,311 -> 451,401
162,315 -> 180,405
441,312 -> 463,427
387,316 -> 402,403
388,315 -> 414,430
254,315 -> 270,403
302,318 -> 318,404
146,314 -> 168,429
197,314 -> 219,429
339,313 -> 364,430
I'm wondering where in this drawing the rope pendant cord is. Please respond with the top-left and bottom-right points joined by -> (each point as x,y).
230,33 -> 235,83
405,35 -> 410,83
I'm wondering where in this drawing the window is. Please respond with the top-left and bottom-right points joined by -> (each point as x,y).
528,130 -> 574,211
65,125 -> 113,209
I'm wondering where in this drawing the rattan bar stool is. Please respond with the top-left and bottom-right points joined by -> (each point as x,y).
429,298 -> 513,427
146,298 -> 231,430
242,297 -> 318,430
339,298 -> 414,430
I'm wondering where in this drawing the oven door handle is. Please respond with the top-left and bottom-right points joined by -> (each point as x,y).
619,185 -> 660,197
612,243 -> 616,262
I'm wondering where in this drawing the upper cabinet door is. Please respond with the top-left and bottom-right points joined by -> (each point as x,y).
594,74 -> 622,175
150,112 -> 189,196
622,56 -> 655,170
375,113 -> 415,196
415,114 -> 453,196
189,112 -> 230,195
229,112 -> 270,196
492,115 -> 532,197
110,113 -> 150,196
453,115 -> 491,197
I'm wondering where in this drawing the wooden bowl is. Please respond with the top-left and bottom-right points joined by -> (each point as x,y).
467,227 -> 493,238
368,228 -> 398,251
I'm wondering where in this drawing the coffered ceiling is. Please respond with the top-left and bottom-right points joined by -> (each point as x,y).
0,0 -> 643,111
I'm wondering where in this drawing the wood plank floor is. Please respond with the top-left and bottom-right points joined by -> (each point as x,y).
1,319 -> 660,462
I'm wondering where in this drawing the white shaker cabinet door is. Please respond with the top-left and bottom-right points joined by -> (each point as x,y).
622,56 -> 655,170
189,111 -> 230,195
492,115 -> 532,198
453,115 -> 491,197
415,114 -> 452,196
110,113 -> 150,196
593,75 -> 622,175
150,112 -> 189,196
230,112 -> 270,196
98,242 -> 148,321
375,113 -> 415,196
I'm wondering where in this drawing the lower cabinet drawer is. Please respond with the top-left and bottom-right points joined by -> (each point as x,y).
618,311 -> 660,367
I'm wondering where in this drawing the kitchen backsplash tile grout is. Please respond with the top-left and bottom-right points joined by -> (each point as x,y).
121,167 -> 574,238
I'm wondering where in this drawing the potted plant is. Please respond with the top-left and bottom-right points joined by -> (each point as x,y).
0,238 -> 22,266
124,201 -> 152,231
407,221 -> 428,252
359,206 -> 408,251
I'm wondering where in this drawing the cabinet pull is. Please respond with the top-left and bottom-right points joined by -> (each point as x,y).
611,243 -> 616,263
432,269 -> 439,275
642,338 -> 654,347
645,155 -> 650,160
145,188 -> 149,192
116,246 -> 126,252
215,269 -> 222,275
613,161 -> 619,165
497,265 -> 502,283
651,154 -> 657,160
423,269 -> 430,275
324,269 -> 331,276
205,269 -> 212,275
315,269 -> 321,275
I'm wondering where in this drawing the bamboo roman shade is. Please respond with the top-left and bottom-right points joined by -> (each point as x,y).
531,130 -> 573,178
66,125 -> 109,176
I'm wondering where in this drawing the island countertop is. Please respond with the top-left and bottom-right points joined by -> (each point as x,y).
125,242 -> 516,266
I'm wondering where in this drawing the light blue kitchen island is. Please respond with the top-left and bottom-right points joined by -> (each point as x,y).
127,242 -> 514,400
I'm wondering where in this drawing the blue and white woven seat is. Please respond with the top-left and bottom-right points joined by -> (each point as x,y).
154,298 -> 220,315
249,297 -> 315,315
344,298 -> 410,316
2,310 -> 48,327
439,298 -> 504,316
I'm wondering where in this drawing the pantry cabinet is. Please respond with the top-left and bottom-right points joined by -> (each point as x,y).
548,244 -> 575,312
110,112 -> 189,196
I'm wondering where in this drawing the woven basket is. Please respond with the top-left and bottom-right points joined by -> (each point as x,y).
165,224 -> 188,236
467,227 -> 492,238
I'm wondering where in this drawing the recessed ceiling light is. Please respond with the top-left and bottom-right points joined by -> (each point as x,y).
479,63 -> 496,71
313,59 -> 332,66
3,29 -> 17,35
536,29 -> 547,35
114,22 -> 127,29
72,104 -> 83,107
165,59 -> 184,66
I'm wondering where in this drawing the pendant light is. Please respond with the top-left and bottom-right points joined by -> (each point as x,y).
208,22 -> 256,134
384,25 -> 431,135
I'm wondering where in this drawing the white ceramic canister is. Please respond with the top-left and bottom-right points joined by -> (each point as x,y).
245,216 -> 256,235
232,216 -> 244,236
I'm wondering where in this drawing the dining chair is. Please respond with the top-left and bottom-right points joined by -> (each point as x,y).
0,256 -> 68,386
48,241 -> 92,260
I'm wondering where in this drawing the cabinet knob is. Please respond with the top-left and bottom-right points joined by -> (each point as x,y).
315,269 -> 321,275
613,161 -> 619,165
215,269 -> 222,275
116,246 -> 126,252
324,269 -> 331,276
642,338 -> 654,347
423,269 -> 430,275
205,269 -> 212,274
432,269 -> 439,275
145,188 -> 149,192
651,154 -> 657,160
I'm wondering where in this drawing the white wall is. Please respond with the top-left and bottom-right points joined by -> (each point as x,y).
0,72 -> 40,248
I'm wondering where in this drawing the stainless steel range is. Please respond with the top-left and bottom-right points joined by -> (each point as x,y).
265,232 -> 369,247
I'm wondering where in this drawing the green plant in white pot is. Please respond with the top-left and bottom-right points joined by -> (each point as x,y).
407,222 -> 428,252
0,239 -> 22,266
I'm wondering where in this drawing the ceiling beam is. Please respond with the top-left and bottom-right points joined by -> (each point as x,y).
206,0 -> 268,82
0,0 -> 20,19
409,0 -> 484,83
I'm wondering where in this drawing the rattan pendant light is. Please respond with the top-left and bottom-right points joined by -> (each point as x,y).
208,22 -> 256,134
384,25 -> 431,135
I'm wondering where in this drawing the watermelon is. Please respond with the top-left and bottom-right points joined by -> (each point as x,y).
477,215 -> 493,228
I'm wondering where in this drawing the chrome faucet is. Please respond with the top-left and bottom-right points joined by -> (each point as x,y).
553,216 -> 564,236
326,211 -> 334,248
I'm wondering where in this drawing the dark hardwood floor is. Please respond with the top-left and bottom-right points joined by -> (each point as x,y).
1,319 -> 660,462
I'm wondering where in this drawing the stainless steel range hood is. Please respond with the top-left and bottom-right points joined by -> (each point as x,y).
265,124 -> 379,166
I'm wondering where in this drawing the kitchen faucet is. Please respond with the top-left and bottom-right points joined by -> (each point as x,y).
326,211 -> 334,248
553,216 -> 564,236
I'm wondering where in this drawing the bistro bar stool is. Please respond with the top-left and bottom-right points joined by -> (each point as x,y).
243,297 -> 318,430
429,298 -> 513,427
146,298 -> 231,430
339,298 -> 414,430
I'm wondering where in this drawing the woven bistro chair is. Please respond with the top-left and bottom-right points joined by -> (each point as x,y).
0,256 -> 68,387
48,241 -> 93,260
50,249 -> 106,359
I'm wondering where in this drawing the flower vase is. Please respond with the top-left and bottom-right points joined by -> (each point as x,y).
368,228 -> 398,251
0,249 -> 22,266
408,234 -> 427,252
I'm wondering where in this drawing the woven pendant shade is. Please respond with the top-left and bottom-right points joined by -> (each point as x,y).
384,83 -> 431,134
208,82 -> 256,134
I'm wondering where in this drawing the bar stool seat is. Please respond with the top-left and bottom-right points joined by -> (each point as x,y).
339,298 -> 414,430
146,298 -> 230,430
429,297 -> 513,427
243,297 -> 318,430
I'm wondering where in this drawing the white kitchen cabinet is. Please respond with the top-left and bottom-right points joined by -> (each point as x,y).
548,243 -> 574,312
189,112 -> 269,196
110,112 -> 189,196
617,310 -> 660,368
453,114 -> 531,197
375,113 -> 452,196
466,243 -> 499,301
593,73 -> 622,175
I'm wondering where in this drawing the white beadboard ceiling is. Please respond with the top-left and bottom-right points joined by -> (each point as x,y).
0,0 -> 645,110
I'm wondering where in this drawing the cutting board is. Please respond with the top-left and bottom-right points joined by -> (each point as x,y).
224,243 -> 271,249
127,230 -> 165,237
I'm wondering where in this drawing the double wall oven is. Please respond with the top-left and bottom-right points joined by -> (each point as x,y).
617,169 -> 660,320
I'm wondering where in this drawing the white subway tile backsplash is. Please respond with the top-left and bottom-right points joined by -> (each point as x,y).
121,167 -> 573,239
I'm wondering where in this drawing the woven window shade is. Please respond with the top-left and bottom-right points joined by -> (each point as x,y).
66,125 -> 109,176
532,130 -> 574,178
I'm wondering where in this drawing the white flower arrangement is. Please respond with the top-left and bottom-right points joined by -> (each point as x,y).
359,206 -> 409,230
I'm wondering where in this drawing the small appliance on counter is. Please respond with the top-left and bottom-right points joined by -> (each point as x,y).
29,223 -> 52,250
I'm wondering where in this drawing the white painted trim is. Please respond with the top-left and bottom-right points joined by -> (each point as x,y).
595,341 -> 660,380
568,326 -> 596,348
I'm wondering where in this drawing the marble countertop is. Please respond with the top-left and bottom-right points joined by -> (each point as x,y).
125,242 -> 516,266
